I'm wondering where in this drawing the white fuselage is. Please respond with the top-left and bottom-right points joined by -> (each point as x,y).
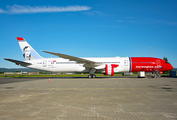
26,57 -> 130,73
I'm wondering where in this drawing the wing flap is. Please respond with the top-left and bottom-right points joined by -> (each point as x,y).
4,58 -> 32,66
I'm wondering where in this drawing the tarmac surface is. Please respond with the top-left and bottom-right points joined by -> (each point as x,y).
0,77 -> 177,120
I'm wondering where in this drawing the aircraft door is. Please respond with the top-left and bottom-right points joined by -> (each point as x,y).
121,58 -> 130,72
43,60 -> 47,67
156,60 -> 161,69
124,60 -> 128,66
156,60 -> 161,66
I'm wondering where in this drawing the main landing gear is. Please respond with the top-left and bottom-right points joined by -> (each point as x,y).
88,74 -> 96,78
88,68 -> 96,78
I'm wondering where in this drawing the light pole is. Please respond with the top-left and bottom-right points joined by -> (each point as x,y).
149,47 -> 151,57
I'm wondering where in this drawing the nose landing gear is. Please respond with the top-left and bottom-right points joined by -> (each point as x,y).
147,71 -> 161,78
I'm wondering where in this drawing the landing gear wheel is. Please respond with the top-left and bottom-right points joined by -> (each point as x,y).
88,75 -> 92,78
88,74 -> 96,78
92,74 -> 96,78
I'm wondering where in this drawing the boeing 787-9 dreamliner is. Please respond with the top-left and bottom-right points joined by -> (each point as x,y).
4,37 -> 173,78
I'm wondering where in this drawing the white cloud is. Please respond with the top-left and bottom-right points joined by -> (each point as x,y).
1,4 -> 91,14
124,17 -> 134,19
168,22 -> 177,25
117,20 -> 122,22
0,9 -> 7,13
119,17 -> 177,26
83,11 -> 108,17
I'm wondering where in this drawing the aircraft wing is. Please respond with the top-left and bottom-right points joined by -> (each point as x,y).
42,51 -> 102,68
4,58 -> 32,66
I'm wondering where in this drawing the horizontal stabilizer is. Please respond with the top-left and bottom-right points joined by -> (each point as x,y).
4,58 -> 32,66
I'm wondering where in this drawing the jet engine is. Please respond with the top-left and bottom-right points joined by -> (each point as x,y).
105,64 -> 119,76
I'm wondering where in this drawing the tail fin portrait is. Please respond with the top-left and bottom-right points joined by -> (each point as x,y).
17,37 -> 43,61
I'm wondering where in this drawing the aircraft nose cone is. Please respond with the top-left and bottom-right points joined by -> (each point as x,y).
167,64 -> 173,71
170,64 -> 173,70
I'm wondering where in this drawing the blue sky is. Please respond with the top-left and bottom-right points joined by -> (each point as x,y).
0,0 -> 177,68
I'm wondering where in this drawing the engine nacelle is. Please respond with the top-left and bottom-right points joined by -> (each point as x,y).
105,64 -> 119,76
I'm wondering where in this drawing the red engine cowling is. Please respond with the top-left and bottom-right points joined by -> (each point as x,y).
105,64 -> 119,76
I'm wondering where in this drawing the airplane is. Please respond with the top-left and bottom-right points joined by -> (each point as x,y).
4,37 -> 173,78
